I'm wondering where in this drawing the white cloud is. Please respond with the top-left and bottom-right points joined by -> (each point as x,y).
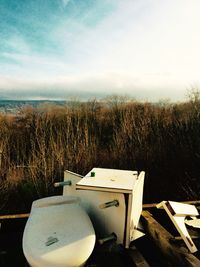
1,0 -> 200,100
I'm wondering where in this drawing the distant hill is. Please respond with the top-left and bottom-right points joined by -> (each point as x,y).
0,100 -> 66,113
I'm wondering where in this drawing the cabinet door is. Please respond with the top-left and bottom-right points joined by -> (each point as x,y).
125,171 -> 145,247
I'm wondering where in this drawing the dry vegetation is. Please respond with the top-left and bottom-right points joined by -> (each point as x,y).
0,91 -> 200,214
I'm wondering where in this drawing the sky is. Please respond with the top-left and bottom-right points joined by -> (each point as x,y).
0,0 -> 200,101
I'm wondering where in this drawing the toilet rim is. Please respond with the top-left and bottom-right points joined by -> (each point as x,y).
32,195 -> 80,209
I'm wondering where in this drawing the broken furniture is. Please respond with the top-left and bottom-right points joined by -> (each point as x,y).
62,168 -> 145,248
157,200 -> 199,253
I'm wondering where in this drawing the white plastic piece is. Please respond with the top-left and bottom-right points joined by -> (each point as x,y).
157,201 -> 198,253
185,219 -> 200,229
23,196 -> 95,267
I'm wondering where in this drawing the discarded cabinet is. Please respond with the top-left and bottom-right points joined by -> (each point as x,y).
63,168 -> 145,248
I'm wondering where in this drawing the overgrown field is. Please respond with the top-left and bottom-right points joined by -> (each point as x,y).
0,95 -> 200,214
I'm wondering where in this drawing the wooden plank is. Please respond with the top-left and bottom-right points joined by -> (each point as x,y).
183,200 -> 200,206
142,203 -> 158,209
173,234 -> 200,241
143,200 -> 200,209
141,211 -> 200,267
0,213 -> 29,220
1,199 -> 200,221
128,246 -> 150,267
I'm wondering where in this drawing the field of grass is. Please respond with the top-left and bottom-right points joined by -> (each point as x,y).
0,92 -> 200,214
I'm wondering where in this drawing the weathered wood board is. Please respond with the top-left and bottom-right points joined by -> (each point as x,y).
141,210 -> 200,267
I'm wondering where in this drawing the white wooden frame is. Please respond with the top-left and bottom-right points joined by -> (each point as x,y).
157,200 -> 199,253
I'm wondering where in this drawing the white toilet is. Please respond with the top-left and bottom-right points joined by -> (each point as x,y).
23,196 -> 96,267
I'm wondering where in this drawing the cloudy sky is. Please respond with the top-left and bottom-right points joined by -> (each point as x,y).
0,0 -> 200,101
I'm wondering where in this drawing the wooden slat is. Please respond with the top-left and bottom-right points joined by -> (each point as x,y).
172,228 -> 200,241
1,199 -> 200,220
142,203 -> 158,209
143,200 -> 200,209
0,213 -> 29,220
173,235 -> 200,241
183,200 -> 200,206
141,211 -> 200,267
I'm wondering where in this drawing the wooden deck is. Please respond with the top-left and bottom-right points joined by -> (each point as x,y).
1,200 -> 200,266
141,210 -> 200,267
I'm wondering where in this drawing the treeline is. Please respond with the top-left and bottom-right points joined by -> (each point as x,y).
0,94 -> 200,214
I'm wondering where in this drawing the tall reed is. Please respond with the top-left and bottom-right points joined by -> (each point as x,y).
0,95 -> 199,213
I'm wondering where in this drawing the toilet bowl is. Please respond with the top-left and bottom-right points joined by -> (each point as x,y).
23,196 -> 95,267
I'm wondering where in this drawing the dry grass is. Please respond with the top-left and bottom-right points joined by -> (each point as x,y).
0,95 -> 200,214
